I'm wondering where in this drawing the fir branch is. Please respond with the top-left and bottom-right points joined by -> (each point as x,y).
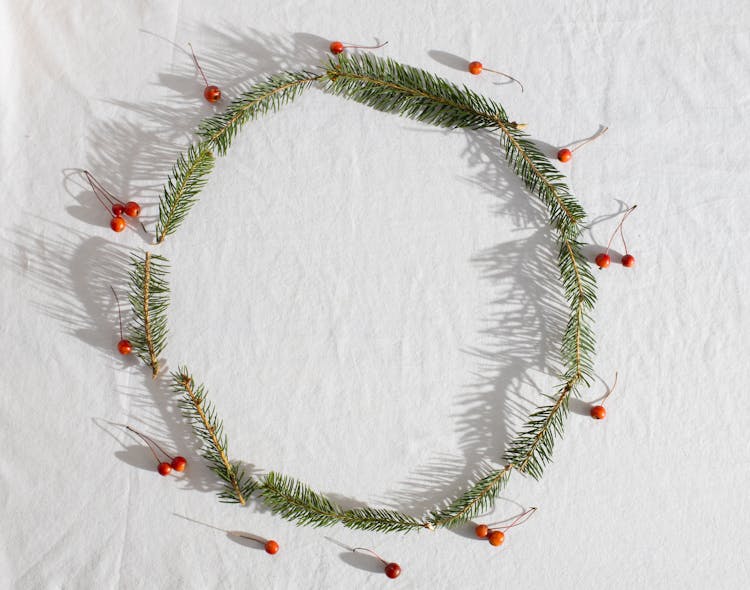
427,466 -> 512,528
258,473 -> 425,532
127,251 -> 169,378
171,368 -> 256,504
155,145 -> 215,244
259,472 -> 344,527
197,71 -> 322,156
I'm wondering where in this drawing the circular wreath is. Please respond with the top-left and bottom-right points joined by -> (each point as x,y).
125,53 -> 596,533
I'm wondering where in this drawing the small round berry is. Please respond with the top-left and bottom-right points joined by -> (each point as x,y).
264,540 -> 279,555
330,41 -> 345,54
621,254 -> 635,268
171,456 -> 187,472
204,85 -> 221,103
590,405 -> 607,420
110,216 -> 126,232
595,253 -> 611,268
124,201 -> 140,217
475,524 -> 489,538
112,204 -> 125,216
488,530 -> 505,546
557,148 -> 572,162
157,462 -> 172,476
384,563 -> 401,579
468,61 -> 483,75
117,339 -> 132,355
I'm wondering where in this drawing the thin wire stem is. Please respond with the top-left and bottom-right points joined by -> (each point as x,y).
605,205 -> 637,253
188,42 -> 210,87
110,286 -> 124,340
570,126 -> 609,153
352,547 -> 387,565
601,371 -> 619,405
343,40 -> 388,50
482,67 -> 525,92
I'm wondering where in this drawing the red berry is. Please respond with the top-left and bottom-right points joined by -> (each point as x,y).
264,540 -> 279,555
112,204 -> 125,216
330,41 -> 345,54
475,524 -> 489,538
595,253 -> 611,268
157,462 -> 172,476
468,61 -> 483,75
488,530 -> 505,546
110,216 -> 126,232
621,254 -> 635,268
171,456 -> 187,472
117,339 -> 132,355
204,85 -> 221,103
124,201 -> 140,217
590,405 -> 607,420
557,148 -> 572,162
384,563 -> 401,579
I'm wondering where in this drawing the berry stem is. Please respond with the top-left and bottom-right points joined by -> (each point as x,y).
84,170 -> 125,216
601,371 -> 619,405
343,40 -> 388,51
487,506 -> 537,530
110,286 -> 125,341
352,547 -> 387,566
482,67 -> 524,92
118,423 -> 174,461
570,126 -> 609,153
604,205 -> 637,254
188,42 -> 210,87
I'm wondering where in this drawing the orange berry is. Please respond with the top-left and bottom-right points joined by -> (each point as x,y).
621,254 -> 636,268
475,524 -> 489,538
488,530 -> 505,546
110,216 -> 126,232
330,41 -> 345,54
590,405 -> 607,420
264,540 -> 279,554
595,253 -> 611,268
557,148 -> 572,162
204,85 -> 221,103
157,462 -> 172,476
117,339 -> 132,355
468,61 -> 483,75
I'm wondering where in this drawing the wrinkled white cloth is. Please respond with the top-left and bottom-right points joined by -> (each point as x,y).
2,1 -> 749,588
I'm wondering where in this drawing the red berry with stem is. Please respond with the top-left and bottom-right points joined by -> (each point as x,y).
110,216 -> 126,232
384,563 -> 401,579
557,126 -> 609,162
475,523 -> 489,538
188,42 -> 221,103
596,205 -> 637,269
352,548 -> 401,579
111,287 -> 131,355
158,462 -> 172,476
329,39 -> 388,55
124,201 -> 140,217
591,372 -> 618,421
171,456 -> 187,472
112,203 -> 125,216
595,253 -> 611,268
467,60 -> 524,92
264,540 -> 280,555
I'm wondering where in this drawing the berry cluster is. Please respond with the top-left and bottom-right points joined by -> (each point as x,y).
119,424 -> 187,476
474,507 -> 537,548
84,171 -> 141,232
595,205 -> 638,269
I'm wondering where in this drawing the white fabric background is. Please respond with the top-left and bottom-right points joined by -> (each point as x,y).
2,1 -> 749,588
